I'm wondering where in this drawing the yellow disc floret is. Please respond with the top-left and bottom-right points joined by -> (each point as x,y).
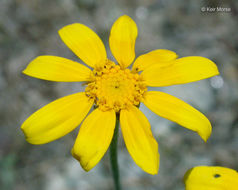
85,60 -> 147,112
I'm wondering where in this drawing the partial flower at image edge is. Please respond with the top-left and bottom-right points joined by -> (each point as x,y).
184,166 -> 238,190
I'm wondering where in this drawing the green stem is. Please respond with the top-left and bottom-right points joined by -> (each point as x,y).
110,114 -> 121,190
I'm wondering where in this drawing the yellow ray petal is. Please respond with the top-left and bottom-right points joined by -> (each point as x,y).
142,56 -> 219,87
72,109 -> 116,171
184,166 -> 238,190
23,56 -> 92,82
143,91 -> 212,142
120,106 -> 159,175
132,49 -> 178,72
21,92 -> 93,144
58,23 -> 107,68
109,15 -> 138,68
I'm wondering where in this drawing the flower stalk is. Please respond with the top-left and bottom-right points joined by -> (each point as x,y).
110,114 -> 121,190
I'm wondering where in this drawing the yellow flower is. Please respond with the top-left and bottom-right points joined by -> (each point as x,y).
21,15 -> 219,175
184,166 -> 238,190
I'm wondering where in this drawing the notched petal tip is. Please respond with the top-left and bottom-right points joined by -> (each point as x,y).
22,69 -> 28,75
138,152 -> 159,175
146,170 -> 158,175
145,153 -> 159,175
71,109 -> 116,172
71,147 -> 91,172
199,125 -> 212,143
196,116 -> 212,142
20,124 -> 32,144
21,124 -> 47,145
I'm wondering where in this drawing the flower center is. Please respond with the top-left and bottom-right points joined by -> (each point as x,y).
85,60 -> 147,112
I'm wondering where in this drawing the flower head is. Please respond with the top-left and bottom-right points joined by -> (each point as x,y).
21,15 -> 219,175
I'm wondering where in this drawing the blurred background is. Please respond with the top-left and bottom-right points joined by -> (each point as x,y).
0,0 -> 238,190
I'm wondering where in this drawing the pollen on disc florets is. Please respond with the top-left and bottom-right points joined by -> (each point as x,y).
85,59 -> 147,112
